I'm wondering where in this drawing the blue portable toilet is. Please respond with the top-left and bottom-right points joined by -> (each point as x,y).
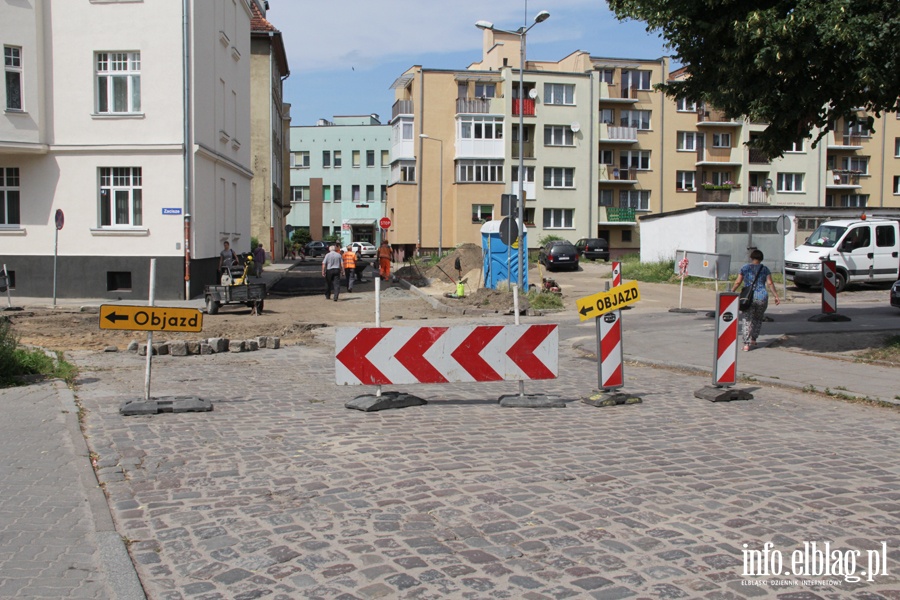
480,220 -> 529,289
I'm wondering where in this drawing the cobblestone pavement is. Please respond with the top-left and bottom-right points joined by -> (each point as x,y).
71,331 -> 900,600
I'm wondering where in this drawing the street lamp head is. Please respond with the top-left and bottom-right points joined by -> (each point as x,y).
534,10 -> 550,24
475,20 -> 493,30
419,134 -> 429,139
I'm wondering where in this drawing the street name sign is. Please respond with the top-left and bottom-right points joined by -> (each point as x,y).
100,305 -> 203,332
576,281 -> 641,321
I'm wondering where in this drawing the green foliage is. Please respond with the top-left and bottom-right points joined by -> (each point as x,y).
250,236 -> 259,251
537,234 -> 565,246
607,0 -> 900,158
527,290 -> 564,310
619,254 -> 678,283
857,335 -> 900,364
0,320 -> 77,387
291,228 -> 311,246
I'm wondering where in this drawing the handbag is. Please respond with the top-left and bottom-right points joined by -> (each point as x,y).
739,265 -> 763,311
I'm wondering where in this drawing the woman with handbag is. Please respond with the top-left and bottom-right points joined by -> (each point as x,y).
731,249 -> 780,351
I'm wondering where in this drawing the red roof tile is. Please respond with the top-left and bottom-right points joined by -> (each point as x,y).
250,2 -> 277,33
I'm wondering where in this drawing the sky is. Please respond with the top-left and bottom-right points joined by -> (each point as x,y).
266,0 -> 674,127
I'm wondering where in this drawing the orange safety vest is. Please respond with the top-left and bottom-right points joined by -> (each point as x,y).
342,251 -> 356,270
378,245 -> 391,260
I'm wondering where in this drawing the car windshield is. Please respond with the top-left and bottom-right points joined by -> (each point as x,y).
804,225 -> 847,248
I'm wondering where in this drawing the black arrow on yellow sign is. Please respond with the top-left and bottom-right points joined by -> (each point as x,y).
579,304 -> 595,318
104,311 -> 129,324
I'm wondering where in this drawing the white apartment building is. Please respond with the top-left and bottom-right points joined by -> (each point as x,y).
0,0 -> 257,300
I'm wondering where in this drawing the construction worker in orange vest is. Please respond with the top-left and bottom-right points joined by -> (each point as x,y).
342,246 -> 357,292
378,239 -> 392,281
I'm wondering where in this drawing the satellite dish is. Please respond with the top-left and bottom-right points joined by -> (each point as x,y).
570,121 -> 581,133
528,88 -> 538,99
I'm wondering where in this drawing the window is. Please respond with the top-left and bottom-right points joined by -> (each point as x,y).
511,165 -> 535,183
0,167 -> 20,225
894,175 -> 900,195
841,156 -> 869,174
621,69 -> 651,91
322,150 -> 331,168
366,185 -> 374,202
458,116 -> 503,140
543,167 -> 574,188
352,151 -> 360,167
709,171 -> 733,186
544,125 -> 574,147
876,225 -> 896,247
598,149 -> 614,165
544,83 -> 575,105
524,207 -> 536,225
472,204 -> 493,223
294,151 -> 309,167
381,150 -> 389,166
366,150 -> 375,167
291,186 -> 308,202
322,186 -> 332,202
619,150 -> 650,170
777,173 -> 804,192
599,189 -> 614,206
619,190 -> 650,210
380,185 -> 387,202
677,132 -> 697,151
99,167 -> 142,227
333,150 -> 342,167
676,171 -> 696,191
96,52 -> 141,114
394,161 -> 415,183
841,194 -> 868,207
895,138 -> 900,157
785,140 -> 804,153
457,160 -> 503,183
599,108 -> 614,125
334,185 -> 342,201
474,82 -> 496,98
598,69 -> 614,85
844,120 -> 871,137
712,133 -> 731,148
543,208 -> 574,228
4,46 -> 22,111
106,272 -> 132,292
620,110 -> 651,130
676,98 -> 697,112
352,185 -> 360,201
621,229 -> 633,242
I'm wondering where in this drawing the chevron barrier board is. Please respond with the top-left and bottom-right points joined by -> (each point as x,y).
335,324 -> 558,386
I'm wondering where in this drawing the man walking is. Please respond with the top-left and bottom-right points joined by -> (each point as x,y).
322,245 -> 344,301
342,246 -> 358,293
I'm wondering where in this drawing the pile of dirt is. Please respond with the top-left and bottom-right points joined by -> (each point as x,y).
445,287 -> 529,312
394,243 -> 485,288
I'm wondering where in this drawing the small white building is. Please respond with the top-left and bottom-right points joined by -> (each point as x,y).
0,0 -> 258,300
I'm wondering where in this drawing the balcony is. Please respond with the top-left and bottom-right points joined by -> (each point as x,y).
511,141 -> 535,159
697,188 -> 731,203
748,189 -> 770,204
598,82 -> 637,104
748,148 -> 770,164
826,169 -> 862,189
456,97 -> 494,114
392,100 -> 413,120
598,206 -> 637,223
828,131 -> 866,149
697,109 -> 741,126
599,123 -> 637,143
696,146 -> 742,165
598,164 -> 638,182
512,98 -> 535,116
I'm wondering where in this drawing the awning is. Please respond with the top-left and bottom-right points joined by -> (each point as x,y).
345,218 -> 376,225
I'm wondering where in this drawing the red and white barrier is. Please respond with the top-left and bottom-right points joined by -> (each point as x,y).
597,310 -> 624,390
335,324 -> 558,386
821,260 -> 837,314
611,261 -> 622,288
713,292 -> 739,387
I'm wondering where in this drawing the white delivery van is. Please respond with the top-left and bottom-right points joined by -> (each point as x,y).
784,217 -> 900,292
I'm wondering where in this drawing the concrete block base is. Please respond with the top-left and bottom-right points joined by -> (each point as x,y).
694,386 -> 754,402
121,395 -> 212,416
808,313 -> 852,322
582,390 -> 643,407
498,394 -> 566,408
345,392 -> 427,412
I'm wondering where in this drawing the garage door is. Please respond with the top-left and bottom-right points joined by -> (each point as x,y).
716,218 -> 783,274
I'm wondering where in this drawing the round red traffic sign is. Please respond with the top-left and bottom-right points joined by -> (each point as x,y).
55,209 -> 64,230
379,217 -> 392,229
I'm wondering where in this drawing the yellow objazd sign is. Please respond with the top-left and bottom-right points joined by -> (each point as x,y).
575,281 -> 641,321
99,305 -> 203,332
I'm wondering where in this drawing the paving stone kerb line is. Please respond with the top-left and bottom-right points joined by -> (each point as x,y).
69,333 -> 900,600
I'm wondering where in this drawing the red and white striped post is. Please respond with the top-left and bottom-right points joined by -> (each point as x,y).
712,292 -> 740,387
821,260 -> 837,314
597,310 -> 624,390
611,261 -> 622,288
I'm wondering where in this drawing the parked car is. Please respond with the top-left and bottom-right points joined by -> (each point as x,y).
539,240 -> 579,272
574,238 -> 610,261
304,241 -> 329,257
891,280 -> 900,309
349,241 -> 376,259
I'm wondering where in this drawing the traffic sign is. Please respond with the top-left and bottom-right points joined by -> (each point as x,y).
576,280 -> 640,321
100,305 -> 203,332
379,217 -> 392,229
499,216 -> 518,246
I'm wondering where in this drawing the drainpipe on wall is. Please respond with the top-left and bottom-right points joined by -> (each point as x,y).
182,0 -> 193,300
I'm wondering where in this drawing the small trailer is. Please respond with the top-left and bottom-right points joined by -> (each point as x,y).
204,253 -> 266,315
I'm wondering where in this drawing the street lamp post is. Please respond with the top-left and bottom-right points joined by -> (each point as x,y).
477,8 -> 550,291
419,134 -> 444,256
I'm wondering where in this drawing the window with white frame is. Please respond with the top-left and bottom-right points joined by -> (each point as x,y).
619,109 -> 650,130
543,83 -> 575,105
294,151 -> 309,167
844,120 -> 871,137
712,133 -> 731,148
710,171 -> 733,186
4,46 -> 23,111
676,98 -> 697,112
894,176 -> 900,195
402,121 -> 413,140
322,186 -> 331,202
472,204 -> 493,223
322,150 -> 331,168
457,159 -> 503,183
395,161 -> 415,183
621,69 -> 651,90
366,185 -> 375,202
599,108 -> 614,124
474,82 -> 496,98
620,190 -> 650,210
458,116 -> 503,140
543,167 -> 574,188
785,140 -> 804,153
777,172 -> 804,192
676,171 -> 696,191
840,194 -> 868,207
333,185 -> 342,201
99,167 -> 142,227
381,150 -> 389,166
96,52 -> 141,114
544,125 -> 574,147
352,150 -> 360,167
598,149 -> 614,165
366,150 -> 375,167
677,131 -> 698,151
598,189 -> 614,206
511,165 -> 535,183
352,185 -> 360,201
598,69 -> 614,84
0,167 -> 20,225
619,150 -> 650,170
543,208 -> 574,228
895,137 -> 900,157
291,186 -> 308,202
841,156 -> 869,174
334,150 -> 342,167
381,185 -> 387,202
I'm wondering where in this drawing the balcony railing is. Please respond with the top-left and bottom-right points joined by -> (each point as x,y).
748,148 -> 770,164
604,126 -> 638,142
697,189 -> 730,203
512,98 -> 535,116
837,134 -> 866,147
748,189 -> 770,204
697,108 -> 732,123
511,141 -> 535,159
828,170 -> 862,186
608,167 -> 638,181
620,87 -> 640,99
605,207 -> 636,222
392,100 -> 413,120
456,98 -> 492,114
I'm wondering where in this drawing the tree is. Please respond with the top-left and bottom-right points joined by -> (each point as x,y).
607,0 -> 900,158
